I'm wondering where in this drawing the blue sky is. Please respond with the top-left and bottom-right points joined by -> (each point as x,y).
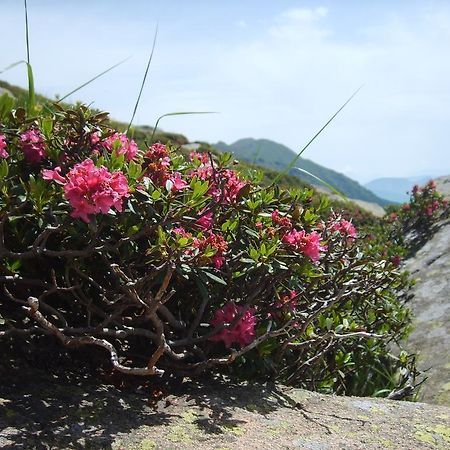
1,0 -> 450,183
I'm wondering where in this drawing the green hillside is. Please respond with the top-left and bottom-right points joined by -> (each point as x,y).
215,138 -> 391,207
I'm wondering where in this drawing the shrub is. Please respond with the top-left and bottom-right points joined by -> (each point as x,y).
0,100 -> 415,396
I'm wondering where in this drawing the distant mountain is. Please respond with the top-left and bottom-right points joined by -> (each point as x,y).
364,176 -> 432,204
214,138 -> 391,207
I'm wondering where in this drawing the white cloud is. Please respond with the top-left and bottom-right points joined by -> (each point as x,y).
279,7 -> 328,23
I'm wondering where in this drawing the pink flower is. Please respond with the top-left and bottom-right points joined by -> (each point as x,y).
210,302 -> 257,348
390,255 -> 401,267
20,128 -> 46,163
90,132 -> 101,146
102,132 -> 138,161
282,229 -> 324,262
189,151 -> 209,165
146,143 -> 170,160
332,220 -> 357,239
42,166 -> 66,184
170,172 -> 188,192
271,209 -> 292,228
193,232 -> 228,269
220,169 -> 246,204
189,166 -> 246,204
143,143 -> 172,186
173,227 -> 191,238
195,211 -> 214,230
412,185 -> 420,194
63,159 -> 129,223
0,134 -> 8,158
427,180 -> 437,190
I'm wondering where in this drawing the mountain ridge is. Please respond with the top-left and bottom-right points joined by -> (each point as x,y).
364,176 -> 433,203
215,138 -> 391,207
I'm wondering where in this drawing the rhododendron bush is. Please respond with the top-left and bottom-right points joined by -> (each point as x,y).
0,103 -> 415,396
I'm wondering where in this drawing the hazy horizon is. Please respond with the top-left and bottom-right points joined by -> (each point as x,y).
2,0 -> 450,184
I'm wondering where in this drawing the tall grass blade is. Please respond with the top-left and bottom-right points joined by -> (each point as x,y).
26,63 -> 35,114
57,57 -> 131,103
24,0 -> 35,114
0,60 -> 26,75
150,111 -> 218,143
270,85 -> 363,186
24,0 -> 30,63
126,26 -> 158,135
294,167 -> 347,201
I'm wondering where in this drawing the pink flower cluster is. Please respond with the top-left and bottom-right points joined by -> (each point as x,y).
196,232 -> 228,269
195,211 -> 214,230
210,302 -> 257,348
191,164 -> 246,204
20,129 -> 46,163
332,220 -> 357,240
271,209 -> 292,228
0,134 -> 8,158
189,151 -> 210,165
282,229 -> 325,262
43,159 -> 129,223
173,227 -> 227,269
101,132 -> 139,161
143,143 -> 187,192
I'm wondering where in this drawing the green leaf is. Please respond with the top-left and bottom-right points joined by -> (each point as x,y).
151,189 -> 161,200
40,117 -> 53,137
204,271 -> 227,285
0,160 -> 9,180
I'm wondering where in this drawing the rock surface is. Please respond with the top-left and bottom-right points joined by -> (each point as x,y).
1,367 -> 450,450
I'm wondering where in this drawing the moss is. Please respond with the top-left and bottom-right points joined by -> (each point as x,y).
221,424 -> 246,436
139,439 -> 156,450
378,438 -> 395,448
414,424 -> 450,449
415,429 -> 437,446
370,406 -> 387,415
167,424 -> 193,443
433,424 -> 450,443
181,410 -> 198,424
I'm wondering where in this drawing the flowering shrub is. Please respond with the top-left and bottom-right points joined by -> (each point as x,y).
399,180 -> 449,235
374,180 -> 450,260
0,101 -> 415,396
